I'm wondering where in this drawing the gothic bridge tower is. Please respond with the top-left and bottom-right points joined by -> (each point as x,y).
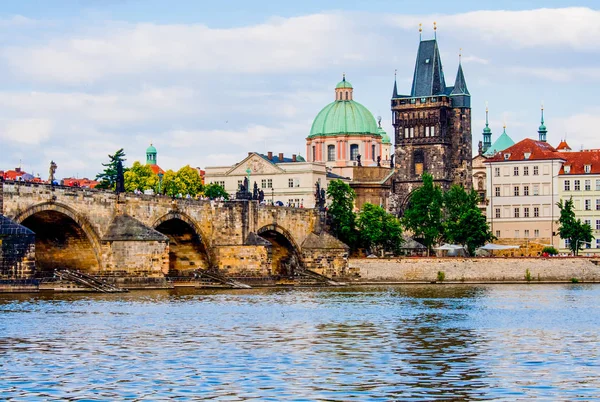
390,24 -> 472,213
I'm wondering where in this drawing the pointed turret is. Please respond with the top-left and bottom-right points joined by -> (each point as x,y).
410,38 -> 446,97
538,104 -> 547,142
449,51 -> 471,107
482,103 -> 492,153
392,70 -> 398,98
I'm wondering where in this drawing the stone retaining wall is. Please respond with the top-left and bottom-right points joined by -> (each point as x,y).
350,257 -> 600,283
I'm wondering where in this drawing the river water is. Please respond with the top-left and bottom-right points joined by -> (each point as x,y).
0,285 -> 599,401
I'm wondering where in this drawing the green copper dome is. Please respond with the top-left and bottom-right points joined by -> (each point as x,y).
483,125 -> 492,135
296,154 -> 306,162
309,100 -> 379,138
484,127 -> 515,156
146,144 -> 157,154
335,77 -> 353,89
378,126 -> 391,144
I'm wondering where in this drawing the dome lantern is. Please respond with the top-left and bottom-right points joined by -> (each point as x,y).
146,143 -> 157,165
334,74 -> 353,101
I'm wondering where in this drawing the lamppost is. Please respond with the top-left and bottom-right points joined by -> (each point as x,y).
158,171 -> 164,195
271,188 -> 274,205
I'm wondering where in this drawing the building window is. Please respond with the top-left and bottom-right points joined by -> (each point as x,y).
261,179 -> 267,189
533,184 -> 539,196
267,179 -> 273,188
495,186 -> 500,197
585,199 -> 591,210
523,166 -> 529,176
565,238 -> 571,248
350,144 -> 359,161
524,229 -> 530,238
596,239 -> 600,248
288,178 -> 294,188
564,180 -> 571,191
514,186 -> 520,196
404,128 -> 409,138
534,229 -> 540,238
410,127 -> 415,138
514,167 -> 519,176
585,165 -> 591,173
534,207 -> 540,217
413,150 -> 425,175
596,220 -> 600,230
533,166 -> 539,175
596,199 -> 600,211
312,146 -> 316,162
524,207 -> 530,217
496,230 -> 501,238
515,230 -> 520,238
585,179 -> 591,191
372,144 -> 376,160
327,145 -> 335,161
585,219 -> 591,227
494,167 -> 500,177
425,127 -> 430,137
596,179 -> 600,191
524,186 -> 529,196
495,208 -> 500,218
431,126 -> 435,136
514,207 -> 520,218
294,178 -> 300,187
574,180 -> 581,191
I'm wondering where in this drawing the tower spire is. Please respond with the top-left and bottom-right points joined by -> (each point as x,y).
419,23 -> 422,41
392,69 -> 398,98
433,21 -> 437,39
538,103 -> 547,142
482,101 -> 492,153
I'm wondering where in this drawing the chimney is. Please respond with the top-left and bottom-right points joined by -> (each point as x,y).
278,153 -> 284,162
248,152 -> 252,156
268,151 -> 273,160
15,167 -> 21,173
292,154 -> 297,162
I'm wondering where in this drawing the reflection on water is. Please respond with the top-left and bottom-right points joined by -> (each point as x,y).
0,285 -> 599,400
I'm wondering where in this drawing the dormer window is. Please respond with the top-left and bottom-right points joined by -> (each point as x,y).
585,165 -> 591,173
524,152 -> 531,160
504,153 -> 511,160
564,165 -> 571,174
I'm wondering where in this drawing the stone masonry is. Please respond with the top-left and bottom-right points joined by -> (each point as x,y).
2,181 -> 348,280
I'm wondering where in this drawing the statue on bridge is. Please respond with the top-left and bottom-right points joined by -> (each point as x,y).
315,181 -> 326,209
48,161 -> 57,184
377,155 -> 381,167
252,182 -> 259,200
357,154 -> 362,167
115,160 -> 125,194
235,177 -> 253,200
390,154 -> 395,169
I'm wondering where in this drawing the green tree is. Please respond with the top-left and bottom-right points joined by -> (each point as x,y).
443,185 -> 494,256
357,203 -> 403,255
326,179 -> 358,249
95,148 -> 127,189
159,166 -> 204,197
124,161 -> 158,193
557,198 -> 594,255
203,183 -> 229,200
402,173 -> 443,256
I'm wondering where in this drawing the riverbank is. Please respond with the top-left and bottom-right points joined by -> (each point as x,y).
349,257 -> 600,283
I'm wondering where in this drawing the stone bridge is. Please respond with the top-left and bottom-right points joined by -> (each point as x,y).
0,181 -> 348,280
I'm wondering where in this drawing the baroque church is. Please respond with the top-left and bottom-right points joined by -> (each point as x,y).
390,27 -> 473,213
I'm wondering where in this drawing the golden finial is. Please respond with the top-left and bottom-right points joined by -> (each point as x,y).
485,101 -> 488,113
433,21 -> 437,31
459,48 -> 462,61
394,68 -> 397,78
541,101 -> 544,111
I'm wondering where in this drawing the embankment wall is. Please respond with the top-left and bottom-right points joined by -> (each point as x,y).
350,257 -> 600,283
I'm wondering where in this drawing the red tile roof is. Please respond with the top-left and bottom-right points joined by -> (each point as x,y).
556,140 -> 571,151
485,138 -> 565,163
62,178 -> 99,188
149,165 -> 165,175
559,149 -> 600,175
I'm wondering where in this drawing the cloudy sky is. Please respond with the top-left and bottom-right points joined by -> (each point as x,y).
0,0 -> 598,180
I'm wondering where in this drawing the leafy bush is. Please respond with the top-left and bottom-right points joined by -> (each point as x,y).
571,277 -> 580,283
437,271 -> 445,283
542,246 -> 559,256
525,269 -> 532,282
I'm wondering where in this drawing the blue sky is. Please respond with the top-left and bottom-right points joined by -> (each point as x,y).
1,1 -> 599,179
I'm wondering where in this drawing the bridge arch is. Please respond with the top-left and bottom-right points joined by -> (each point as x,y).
153,211 -> 213,276
13,202 -> 103,275
257,224 -> 304,277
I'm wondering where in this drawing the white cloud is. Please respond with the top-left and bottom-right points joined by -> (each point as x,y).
509,67 -> 600,82
0,118 -> 53,145
387,7 -> 600,51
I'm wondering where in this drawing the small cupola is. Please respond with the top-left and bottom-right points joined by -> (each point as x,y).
335,74 -> 353,101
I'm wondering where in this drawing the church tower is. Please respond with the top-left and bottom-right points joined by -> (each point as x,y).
482,104 -> 492,153
390,25 -> 472,212
146,144 -> 157,165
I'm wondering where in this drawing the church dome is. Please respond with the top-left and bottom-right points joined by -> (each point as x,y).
309,100 -> 379,138
378,127 -> 391,144
146,144 -> 157,154
336,78 -> 353,89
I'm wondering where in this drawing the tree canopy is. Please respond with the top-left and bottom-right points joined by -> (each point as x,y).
95,148 -> 127,190
401,173 -> 444,256
124,161 -> 158,193
203,183 -> 229,200
443,185 -> 494,256
357,203 -> 403,255
557,197 -> 594,255
160,166 -> 204,197
326,179 -> 358,249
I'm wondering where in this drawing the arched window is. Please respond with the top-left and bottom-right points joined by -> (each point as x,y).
327,145 -> 336,161
413,150 -> 425,175
371,144 -> 376,160
345,92 -> 348,100
350,144 -> 359,161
